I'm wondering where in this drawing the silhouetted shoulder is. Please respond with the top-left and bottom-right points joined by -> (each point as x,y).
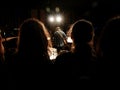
55,51 -> 73,64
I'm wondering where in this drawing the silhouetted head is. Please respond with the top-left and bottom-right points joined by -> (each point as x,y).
71,19 -> 94,45
55,26 -> 62,31
99,16 -> 120,58
17,18 -> 52,63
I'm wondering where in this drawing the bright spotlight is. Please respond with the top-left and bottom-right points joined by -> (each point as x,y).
56,15 -> 62,23
48,16 -> 55,23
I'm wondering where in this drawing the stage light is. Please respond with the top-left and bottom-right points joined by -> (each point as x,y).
56,15 -> 62,23
46,7 -> 50,12
48,15 -> 55,23
48,14 -> 63,24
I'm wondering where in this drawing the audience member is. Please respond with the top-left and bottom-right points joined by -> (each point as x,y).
96,16 -> 120,81
8,18 -> 53,64
55,19 -> 97,80
0,34 -> 5,64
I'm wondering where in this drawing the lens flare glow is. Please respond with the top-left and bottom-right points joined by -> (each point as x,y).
56,15 -> 62,23
48,16 -> 55,23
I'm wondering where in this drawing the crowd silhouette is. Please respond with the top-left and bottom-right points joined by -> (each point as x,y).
0,15 -> 120,88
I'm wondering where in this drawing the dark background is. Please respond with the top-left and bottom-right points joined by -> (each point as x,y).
0,0 -> 120,35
